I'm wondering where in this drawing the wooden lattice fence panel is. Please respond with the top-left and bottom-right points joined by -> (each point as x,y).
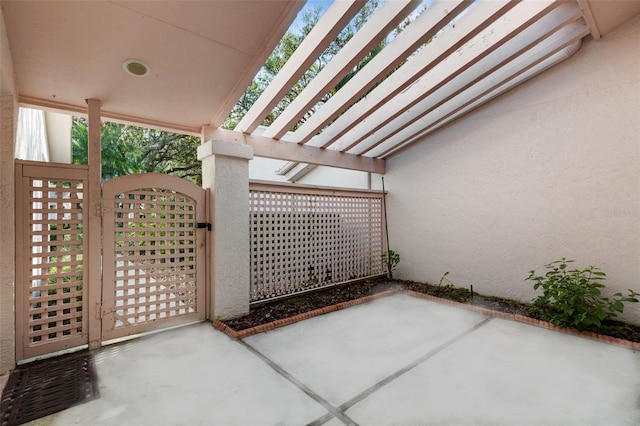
101,174 -> 206,341
249,182 -> 385,302
16,162 -> 89,360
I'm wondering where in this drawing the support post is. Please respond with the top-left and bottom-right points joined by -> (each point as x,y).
86,99 -> 102,349
0,94 -> 17,375
198,139 -> 253,320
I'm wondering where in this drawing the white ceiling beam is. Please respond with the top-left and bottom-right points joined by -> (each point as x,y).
374,21 -> 589,158
307,0 -> 522,151
349,2 -> 580,156
19,96 -> 203,136
261,0 -> 422,141
234,0 -> 366,134
203,127 -> 385,174
291,0 -> 473,146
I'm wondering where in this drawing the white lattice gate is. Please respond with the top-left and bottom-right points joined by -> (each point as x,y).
15,162 -> 91,360
101,174 -> 207,341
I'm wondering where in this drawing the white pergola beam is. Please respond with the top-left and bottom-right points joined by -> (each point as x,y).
374,21 -> 589,158
234,0 -> 366,134
261,0 -> 422,141
577,0 -> 601,40
347,1 -> 578,156
203,127 -> 384,174
306,0 -> 521,151
291,0 -> 472,146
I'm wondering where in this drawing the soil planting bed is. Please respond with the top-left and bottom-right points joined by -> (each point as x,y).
218,278 -> 640,343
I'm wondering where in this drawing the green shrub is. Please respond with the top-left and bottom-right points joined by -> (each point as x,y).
383,249 -> 400,278
526,258 -> 639,330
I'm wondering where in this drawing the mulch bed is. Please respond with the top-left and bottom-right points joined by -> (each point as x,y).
218,278 -> 640,345
222,278 -> 402,331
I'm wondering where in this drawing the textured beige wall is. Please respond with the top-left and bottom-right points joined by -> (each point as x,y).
199,140 -> 253,320
0,4 -> 16,375
386,16 -> 640,324
0,95 -> 16,375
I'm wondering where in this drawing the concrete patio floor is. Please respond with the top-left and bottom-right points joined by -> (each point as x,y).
33,293 -> 640,425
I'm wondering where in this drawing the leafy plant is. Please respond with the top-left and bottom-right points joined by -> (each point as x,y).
439,271 -> 454,287
526,258 -> 639,330
383,249 -> 401,278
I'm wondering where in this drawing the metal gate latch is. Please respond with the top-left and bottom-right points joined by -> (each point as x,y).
197,222 -> 212,231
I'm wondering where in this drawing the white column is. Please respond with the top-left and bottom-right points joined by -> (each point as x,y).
198,139 -> 253,320
0,94 -> 17,375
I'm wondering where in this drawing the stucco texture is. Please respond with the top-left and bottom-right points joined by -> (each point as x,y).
0,95 -> 16,374
0,6 -> 16,375
385,16 -> 640,324
200,140 -> 252,320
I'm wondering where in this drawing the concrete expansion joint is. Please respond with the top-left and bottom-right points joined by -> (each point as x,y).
238,340 -> 359,425
239,317 -> 492,426
335,317 -> 492,415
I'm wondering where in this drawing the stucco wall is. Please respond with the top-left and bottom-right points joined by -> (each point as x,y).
249,156 -> 289,182
0,4 -> 16,375
385,16 -> 640,324
297,166 -> 374,190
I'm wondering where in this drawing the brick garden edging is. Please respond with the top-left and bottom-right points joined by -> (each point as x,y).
212,288 -> 640,350
212,289 -> 400,340
407,290 -> 640,351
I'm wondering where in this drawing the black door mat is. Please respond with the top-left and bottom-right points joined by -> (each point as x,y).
0,350 -> 99,426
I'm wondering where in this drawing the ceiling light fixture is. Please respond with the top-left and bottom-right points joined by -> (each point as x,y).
123,59 -> 150,77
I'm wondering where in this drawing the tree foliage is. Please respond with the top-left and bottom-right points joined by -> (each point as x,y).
223,0 -> 385,131
72,117 -> 201,184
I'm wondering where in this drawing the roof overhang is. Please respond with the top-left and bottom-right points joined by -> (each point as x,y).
2,0 -> 303,134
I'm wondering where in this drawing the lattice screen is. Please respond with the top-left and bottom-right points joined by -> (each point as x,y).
111,188 -> 198,328
249,184 -> 385,302
26,177 -> 86,347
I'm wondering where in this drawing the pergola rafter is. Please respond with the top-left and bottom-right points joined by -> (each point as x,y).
259,0 -> 423,140
210,0 -> 600,173
307,0 -> 525,151
371,8 -> 589,158
289,0 -> 473,146
234,0 -> 366,134
329,0 -> 568,155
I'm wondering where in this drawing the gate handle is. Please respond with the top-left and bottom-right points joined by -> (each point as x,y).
197,222 -> 212,231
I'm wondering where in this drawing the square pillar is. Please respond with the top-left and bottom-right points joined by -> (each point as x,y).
198,139 -> 253,320
0,95 -> 16,375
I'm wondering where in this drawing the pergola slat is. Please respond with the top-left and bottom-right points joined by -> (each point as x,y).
290,0 -> 472,146
223,0 -> 599,171
357,3 -> 584,157
374,21 -> 590,158
304,0 -> 523,152
329,0 -> 565,155
261,0 -> 422,141
235,0 -> 366,134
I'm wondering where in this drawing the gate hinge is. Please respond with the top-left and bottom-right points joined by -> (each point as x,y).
97,302 -> 116,319
97,203 -> 112,217
197,222 -> 212,231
